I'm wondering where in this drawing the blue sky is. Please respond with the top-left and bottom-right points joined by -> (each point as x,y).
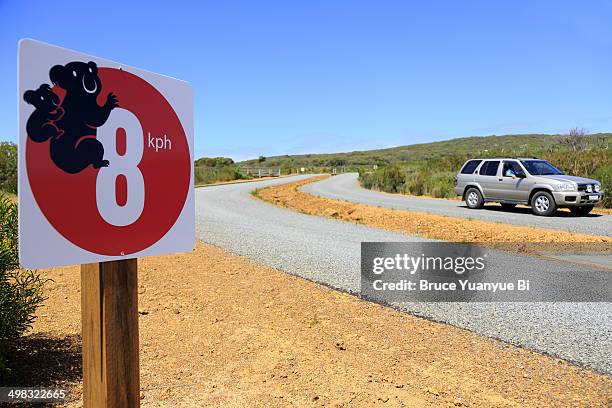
1,1 -> 611,161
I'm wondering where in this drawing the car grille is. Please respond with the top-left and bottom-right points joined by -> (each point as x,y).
577,184 -> 589,192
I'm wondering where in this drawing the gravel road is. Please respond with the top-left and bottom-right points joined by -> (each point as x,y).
196,175 -> 612,374
302,173 -> 612,237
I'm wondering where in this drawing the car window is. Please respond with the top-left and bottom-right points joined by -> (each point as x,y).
481,161 -> 499,176
502,161 -> 524,176
479,162 -> 489,174
461,160 -> 482,174
520,160 -> 564,175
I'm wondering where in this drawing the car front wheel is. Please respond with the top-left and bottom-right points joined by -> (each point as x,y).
465,188 -> 484,209
531,191 -> 557,216
570,206 -> 594,216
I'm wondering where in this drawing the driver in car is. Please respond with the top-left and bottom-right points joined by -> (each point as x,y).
504,165 -> 516,178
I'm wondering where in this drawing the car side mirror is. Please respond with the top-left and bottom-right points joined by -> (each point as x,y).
516,173 -> 526,178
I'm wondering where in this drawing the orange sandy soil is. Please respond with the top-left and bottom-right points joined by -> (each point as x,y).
255,176 -> 612,246
592,207 -> 612,215
5,243 -> 610,407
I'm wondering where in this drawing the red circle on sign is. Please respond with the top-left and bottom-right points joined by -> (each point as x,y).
26,68 -> 190,256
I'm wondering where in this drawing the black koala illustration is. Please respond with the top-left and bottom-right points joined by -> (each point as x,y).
28,60 -> 119,174
23,84 -> 64,143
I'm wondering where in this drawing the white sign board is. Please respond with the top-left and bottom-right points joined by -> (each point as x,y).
18,39 -> 194,268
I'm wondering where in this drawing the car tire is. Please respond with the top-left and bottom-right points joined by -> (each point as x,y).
500,203 -> 517,210
465,188 -> 484,209
570,206 -> 594,216
531,191 -> 557,216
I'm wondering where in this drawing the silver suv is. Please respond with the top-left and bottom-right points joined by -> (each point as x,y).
454,158 -> 603,216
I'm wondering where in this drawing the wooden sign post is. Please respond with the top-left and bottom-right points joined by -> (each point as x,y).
81,259 -> 140,407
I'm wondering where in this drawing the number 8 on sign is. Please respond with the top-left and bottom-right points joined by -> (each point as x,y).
96,108 -> 145,226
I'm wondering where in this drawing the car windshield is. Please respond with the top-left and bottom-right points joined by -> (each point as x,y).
520,160 -> 564,176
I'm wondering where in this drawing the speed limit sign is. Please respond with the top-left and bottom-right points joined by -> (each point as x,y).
18,39 -> 194,268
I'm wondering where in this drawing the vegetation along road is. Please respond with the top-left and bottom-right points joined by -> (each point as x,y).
302,173 -> 612,237
196,175 -> 611,374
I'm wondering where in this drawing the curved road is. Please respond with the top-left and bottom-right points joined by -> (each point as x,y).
302,173 -> 612,237
196,175 -> 611,374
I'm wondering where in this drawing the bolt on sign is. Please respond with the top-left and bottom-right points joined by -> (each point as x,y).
18,39 -> 194,268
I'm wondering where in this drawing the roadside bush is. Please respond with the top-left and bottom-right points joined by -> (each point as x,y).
359,165 -> 406,193
194,165 -> 246,185
402,171 -> 455,198
0,142 -> 17,195
358,169 -> 383,191
280,165 -> 295,175
592,164 -> 612,208
381,165 -> 405,193
426,172 -> 456,198
405,171 -> 425,196
358,170 -> 378,190
194,156 -> 234,168
0,195 -> 47,376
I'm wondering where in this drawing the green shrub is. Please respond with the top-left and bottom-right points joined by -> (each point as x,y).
358,169 -> 381,190
194,156 -> 234,168
194,165 -> 246,185
406,171 -> 425,196
0,195 -> 47,376
280,165 -> 294,175
0,142 -> 17,195
358,170 -> 378,190
427,172 -> 456,198
381,165 -> 405,193
593,164 -> 612,208
358,166 -> 406,193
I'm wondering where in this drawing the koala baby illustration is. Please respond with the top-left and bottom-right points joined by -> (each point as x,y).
47,60 -> 119,174
24,84 -> 64,143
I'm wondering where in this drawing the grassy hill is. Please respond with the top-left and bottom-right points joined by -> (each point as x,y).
238,133 -> 611,169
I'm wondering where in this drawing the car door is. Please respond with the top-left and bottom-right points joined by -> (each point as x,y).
514,162 -> 534,202
476,160 -> 501,199
499,160 -> 527,201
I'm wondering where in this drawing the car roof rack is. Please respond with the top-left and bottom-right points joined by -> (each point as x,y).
480,156 -> 540,160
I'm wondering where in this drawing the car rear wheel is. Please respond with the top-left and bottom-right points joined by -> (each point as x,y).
500,203 -> 517,210
465,188 -> 484,209
531,191 -> 557,216
570,206 -> 594,216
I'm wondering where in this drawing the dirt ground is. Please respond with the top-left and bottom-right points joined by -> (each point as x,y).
7,243 -> 610,407
255,176 -> 612,245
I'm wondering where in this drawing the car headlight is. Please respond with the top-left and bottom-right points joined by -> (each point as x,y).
586,184 -> 593,193
556,183 -> 576,192
594,184 -> 601,193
